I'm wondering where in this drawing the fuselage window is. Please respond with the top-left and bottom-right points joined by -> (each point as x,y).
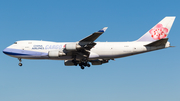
14,42 -> 17,44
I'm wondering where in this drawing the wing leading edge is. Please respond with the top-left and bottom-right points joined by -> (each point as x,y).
79,27 -> 108,43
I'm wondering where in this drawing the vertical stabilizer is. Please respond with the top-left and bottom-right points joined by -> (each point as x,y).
136,16 -> 175,42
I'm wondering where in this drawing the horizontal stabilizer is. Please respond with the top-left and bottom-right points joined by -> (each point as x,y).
145,38 -> 168,47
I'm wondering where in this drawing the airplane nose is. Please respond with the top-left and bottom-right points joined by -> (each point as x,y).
3,48 -> 10,55
3,48 -> 7,54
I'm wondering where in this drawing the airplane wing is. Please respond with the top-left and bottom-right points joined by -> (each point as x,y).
79,27 -> 108,42
78,27 -> 108,50
64,27 -> 108,61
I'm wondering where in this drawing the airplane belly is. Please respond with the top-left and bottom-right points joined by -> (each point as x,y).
91,46 -> 113,58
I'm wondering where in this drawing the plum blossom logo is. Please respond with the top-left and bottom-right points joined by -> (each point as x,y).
149,24 -> 168,40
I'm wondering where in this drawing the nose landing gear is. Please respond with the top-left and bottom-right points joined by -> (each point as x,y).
18,58 -> 22,66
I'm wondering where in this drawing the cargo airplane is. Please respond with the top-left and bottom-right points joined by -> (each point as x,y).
3,17 -> 175,69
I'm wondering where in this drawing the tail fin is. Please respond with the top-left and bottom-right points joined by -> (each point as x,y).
136,16 -> 176,42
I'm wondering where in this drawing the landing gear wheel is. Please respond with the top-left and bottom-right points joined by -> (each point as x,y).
79,63 -> 82,66
18,58 -> 22,66
87,64 -> 90,67
74,63 -> 78,66
80,66 -> 84,70
18,63 -> 22,66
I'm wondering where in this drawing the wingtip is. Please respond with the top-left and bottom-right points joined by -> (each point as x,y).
98,27 -> 108,32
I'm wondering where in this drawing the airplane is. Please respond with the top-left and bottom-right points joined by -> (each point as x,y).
3,16 -> 175,69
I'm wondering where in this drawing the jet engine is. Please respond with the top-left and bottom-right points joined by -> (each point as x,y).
64,60 -> 76,66
65,43 -> 82,51
48,51 -> 66,57
90,59 -> 109,65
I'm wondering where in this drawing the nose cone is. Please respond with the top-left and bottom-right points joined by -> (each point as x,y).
3,48 -> 10,55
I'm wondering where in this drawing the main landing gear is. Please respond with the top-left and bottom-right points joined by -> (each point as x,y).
72,56 -> 90,70
79,62 -> 90,70
18,58 -> 22,66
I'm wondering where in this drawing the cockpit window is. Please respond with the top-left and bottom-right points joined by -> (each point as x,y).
14,42 -> 17,44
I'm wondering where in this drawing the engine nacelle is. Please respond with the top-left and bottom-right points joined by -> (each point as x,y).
65,43 -> 82,51
91,59 -> 109,65
48,51 -> 66,58
64,60 -> 76,66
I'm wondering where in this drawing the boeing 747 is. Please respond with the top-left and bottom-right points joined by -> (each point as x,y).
3,17 -> 175,69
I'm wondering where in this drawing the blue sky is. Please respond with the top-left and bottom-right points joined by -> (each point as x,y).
0,0 -> 180,101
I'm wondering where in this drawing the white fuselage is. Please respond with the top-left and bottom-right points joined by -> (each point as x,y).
3,40 -> 170,60
2,17 -> 175,68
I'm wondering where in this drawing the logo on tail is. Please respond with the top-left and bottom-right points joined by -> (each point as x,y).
149,24 -> 168,40
136,16 -> 175,42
